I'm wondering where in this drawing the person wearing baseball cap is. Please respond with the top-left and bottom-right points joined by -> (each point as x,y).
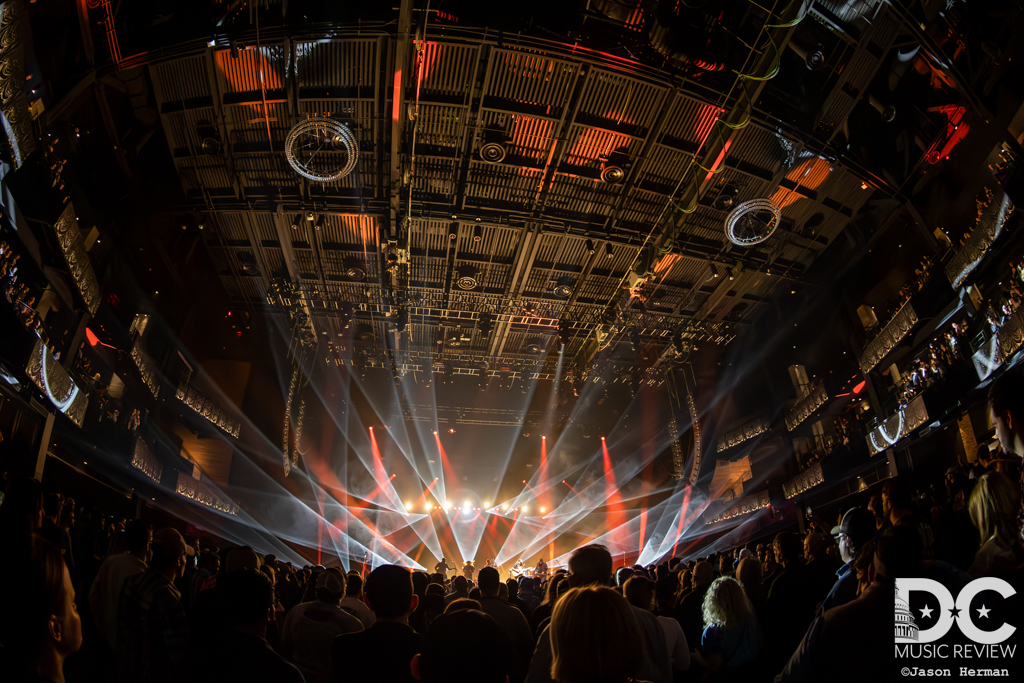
116,528 -> 194,682
820,507 -> 877,612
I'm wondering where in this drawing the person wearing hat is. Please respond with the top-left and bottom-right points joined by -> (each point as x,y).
281,567 -> 363,677
819,507 -> 876,613
116,528 -> 195,683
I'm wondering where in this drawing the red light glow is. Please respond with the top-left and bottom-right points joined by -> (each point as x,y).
853,381 -> 866,394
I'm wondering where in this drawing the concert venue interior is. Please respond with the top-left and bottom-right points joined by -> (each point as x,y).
1,0 -> 1023,577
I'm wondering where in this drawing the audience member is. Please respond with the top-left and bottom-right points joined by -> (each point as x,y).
763,533 -> 816,672
777,526 -> 922,683
1,536 -> 82,683
281,568 -> 362,677
444,597 -> 482,614
90,519 -> 152,649
412,610 -> 511,683
195,570 -> 304,683
525,544 -> 670,683
549,586 -> 648,683
693,576 -> 761,677
333,564 -> 422,683
881,477 -> 935,559
821,507 -> 876,612
624,576 -> 690,675
676,559 -> 713,653
478,566 -> 533,683
340,572 -> 376,628
966,471 -> 1024,577
116,528 -> 194,683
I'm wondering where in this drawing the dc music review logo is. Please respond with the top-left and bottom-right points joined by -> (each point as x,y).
894,578 -> 1016,645
894,577 -> 1019,677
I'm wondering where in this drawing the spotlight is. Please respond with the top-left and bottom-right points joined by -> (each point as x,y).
540,506 -> 546,513
314,214 -> 325,230
473,225 -> 482,242
433,430 -> 438,435
601,436 -> 606,441
484,502 -> 490,508
604,243 -> 614,260
444,502 -> 452,510
291,215 -> 301,230
405,502 -> 413,511
426,503 -> 433,511
585,239 -> 596,255
542,435 -> 546,440
479,141 -> 507,163
503,503 -> 509,511
521,506 -> 528,514
463,506 -> 471,514
448,428 -> 455,434
710,264 -> 719,278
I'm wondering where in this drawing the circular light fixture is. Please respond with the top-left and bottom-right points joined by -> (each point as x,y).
724,198 -> 782,246
479,141 -> 506,163
523,336 -> 545,353
553,275 -> 574,298
343,257 -> 366,281
600,165 -> 625,183
285,118 -> 359,182
456,265 -> 479,290
405,502 -> 413,511
805,50 -> 825,70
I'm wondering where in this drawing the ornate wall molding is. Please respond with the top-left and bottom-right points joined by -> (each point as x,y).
0,0 -> 36,168
945,190 -> 1014,288
860,301 -> 918,373
783,462 -> 824,498
131,437 -> 162,483
785,379 -> 828,432
972,308 -> 1024,382
717,415 -> 770,452
130,340 -> 161,398
175,472 -> 238,515
866,395 -> 929,455
25,338 -> 88,427
175,378 -> 242,437
53,203 -> 101,316
704,490 -> 771,525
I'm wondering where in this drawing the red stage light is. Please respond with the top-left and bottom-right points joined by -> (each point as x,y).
85,328 -> 99,346
853,381 -> 866,394
448,428 -> 455,433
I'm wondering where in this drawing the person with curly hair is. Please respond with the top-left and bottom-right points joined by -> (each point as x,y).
692,577 -> 761,679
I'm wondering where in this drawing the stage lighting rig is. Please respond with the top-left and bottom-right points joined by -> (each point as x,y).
558,320 -> 571,347
478,311 -> 493,337
393,308 -> 409,331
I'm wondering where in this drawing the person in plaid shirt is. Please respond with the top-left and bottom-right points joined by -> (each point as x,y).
117,528 -> 194,683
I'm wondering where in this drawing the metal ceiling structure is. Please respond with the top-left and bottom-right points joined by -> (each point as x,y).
143,0 -> 890,379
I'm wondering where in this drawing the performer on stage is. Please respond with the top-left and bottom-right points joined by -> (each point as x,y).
462,560 -> 475,580
510,558 -> 526,578
435,557 -> 451,577
535,557 -> 548,580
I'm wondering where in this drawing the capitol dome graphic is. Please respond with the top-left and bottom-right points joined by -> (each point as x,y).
894,589 -> 919,641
